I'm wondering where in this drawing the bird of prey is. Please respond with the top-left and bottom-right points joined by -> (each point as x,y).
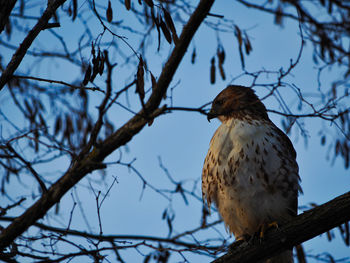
202,85 -> 302,263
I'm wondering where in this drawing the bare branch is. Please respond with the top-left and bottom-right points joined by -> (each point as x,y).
0,0 -> 216,250
0,0 -> 68,91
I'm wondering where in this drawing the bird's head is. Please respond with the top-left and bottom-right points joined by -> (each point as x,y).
207,85 -> 268,122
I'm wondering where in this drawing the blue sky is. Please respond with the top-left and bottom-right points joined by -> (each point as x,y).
1,1 -> 350,262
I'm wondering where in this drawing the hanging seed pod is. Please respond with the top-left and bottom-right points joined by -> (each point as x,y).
163,8 -> 178,44
106,0 -> 113,22
144,0 -> 154,8
150,72 -> 157,91
82,64 -> 92,85
217,47 -> 226,80
136,57 -> 145,101
191,47 -> 196,64
125,0 -> 131,10
72,0 -> 77,21
210,56 -> 216,84
159,18 -> 172,44
244,32 -> 252,55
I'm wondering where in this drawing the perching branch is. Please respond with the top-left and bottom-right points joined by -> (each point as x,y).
0,0 -> 216,251
212,191 -> 350,263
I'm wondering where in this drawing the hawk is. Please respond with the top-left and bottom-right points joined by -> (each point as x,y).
202,85 -> 302,263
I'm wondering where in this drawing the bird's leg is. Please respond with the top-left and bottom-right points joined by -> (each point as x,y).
258,221 -> 279,241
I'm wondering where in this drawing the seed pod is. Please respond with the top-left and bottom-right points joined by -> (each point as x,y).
150,72 -> 157,91
125,0 -> 131,10
244,32 -> 252,55
191,47 -> 196,64
217,47 -> 226,80
144,0 -> 154,8
136,57 -> 145,101
72,0 -> 77,21
159,18 -> 172,44
210,57 -> 215,84
54,116 -> 62,135
106,0 -> 113,22
82,64 -> 92,85
163,8 -> 178,44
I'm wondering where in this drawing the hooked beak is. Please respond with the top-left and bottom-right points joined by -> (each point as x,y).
206,109 -> 217,122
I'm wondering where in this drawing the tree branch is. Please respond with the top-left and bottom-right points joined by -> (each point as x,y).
0,216 -> 221,250
212,191 -> 350,263
0,0 -> 17,34
0,0 -> 216,250
0,0 -> 68,91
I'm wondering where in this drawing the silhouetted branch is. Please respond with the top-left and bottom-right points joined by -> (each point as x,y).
0,0 -> 68,91
0,216 -> 222,250
0,0 -> 216,250
0,0 -> 17,34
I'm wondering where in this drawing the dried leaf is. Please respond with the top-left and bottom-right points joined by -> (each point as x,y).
217,47 -> 225,64
24,99 -> 33,116
83,64 -> 92,85
332,84 -> 337,98
234,25 -> 242,46
166,217 -> 173,235
144,0 -> 154,8
326,230 -> 333,241
55,202 -> 60,214
327,254 -> 336,263
328,1 -> 333,14
65,115 -> 73,134
19,0 -> 25,16
244,32 -> 252,55
275,5 -> 283,25
163,8 -> 178,44
335,140 -> 341,156
54,116 -> 62,135
159,18 -> 172,44
72,0 -> 77,21
218,63 -> 226,80
5,20 -> 11,39
150,72 -> 157,91
38,114 -> 47,129
106,0 -> 113,23
136,57 -> 145,101
34,129 -> 39,152
91,55 -> 99,82
125,0 -> 131,10
210,56 -> 215,84
98,51 -> 105,75
217,47 -> 226,80
191,47 -> 196,64
235,25 -> 245,69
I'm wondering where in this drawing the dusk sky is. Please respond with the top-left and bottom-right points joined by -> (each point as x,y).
1,1 -> 350,262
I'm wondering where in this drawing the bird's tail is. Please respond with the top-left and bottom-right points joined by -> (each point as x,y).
265,250 -> 293,263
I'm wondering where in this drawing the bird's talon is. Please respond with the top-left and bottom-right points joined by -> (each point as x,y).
258,221 -> 279,241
